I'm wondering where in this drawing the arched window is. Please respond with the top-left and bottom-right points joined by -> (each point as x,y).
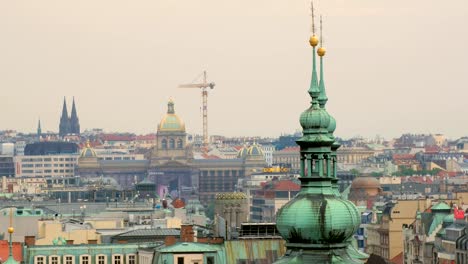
169,139 -> 175,149
177,139 -> 183,149
161,139 -> 167,149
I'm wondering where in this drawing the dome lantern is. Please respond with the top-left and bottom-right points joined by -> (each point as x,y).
158,99 -> 186,132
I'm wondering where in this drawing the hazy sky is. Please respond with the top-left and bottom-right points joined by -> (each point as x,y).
1,0 -> 467,139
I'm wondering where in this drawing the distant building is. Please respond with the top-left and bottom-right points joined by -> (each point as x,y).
14,154 -> 78,178
214,192 -> 248,235
0,156 -> 15,177
250,179 -> 299,222
24,142 -> 79,156
367,199 -> 429,261
272,146 -> 300,171
58,97 -> 80,137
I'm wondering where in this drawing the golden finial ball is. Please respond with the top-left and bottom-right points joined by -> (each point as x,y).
317,47 -> 326,57
309,35 -> 319,47
8,227 -> 14,234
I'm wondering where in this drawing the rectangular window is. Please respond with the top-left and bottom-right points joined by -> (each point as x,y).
207,257 -> 214,264
98,256 -> 105,264
36,257 -> 45,264
81,256 -> 89,264
65,256 -> 73,264
51,256 -> 59,264
113,255 -> 121,264
128,255 -> 136,264
177,257 -> 184,264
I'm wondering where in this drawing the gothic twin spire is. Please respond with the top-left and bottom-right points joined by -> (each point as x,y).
59,97 -> 80,137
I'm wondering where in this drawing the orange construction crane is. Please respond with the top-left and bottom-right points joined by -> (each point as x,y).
178,71 -> 215,148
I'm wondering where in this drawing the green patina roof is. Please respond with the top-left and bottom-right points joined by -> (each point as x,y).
427,213 -> 449,236
276,193 -> 360,244
431,202 -> 451,211
443,214 -> 454,224
157,242 -> 222,253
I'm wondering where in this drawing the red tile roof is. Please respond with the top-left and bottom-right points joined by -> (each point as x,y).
101,134 -> 136,142
278,146 -> 300,152
390,252 -> 403,264
0,241 -> 23,262
437,171 -> 457,177
425,146 -> 440,154
136,134 -> 156,140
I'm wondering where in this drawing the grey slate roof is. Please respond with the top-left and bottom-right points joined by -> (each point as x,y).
113,228 -> 180,238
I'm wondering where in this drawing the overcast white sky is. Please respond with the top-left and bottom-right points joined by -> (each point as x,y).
0,0 -> 467,139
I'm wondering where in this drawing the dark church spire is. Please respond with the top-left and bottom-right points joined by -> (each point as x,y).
59,97 -> 70,137
70,97 -> 80,135
37,118 -> 42,141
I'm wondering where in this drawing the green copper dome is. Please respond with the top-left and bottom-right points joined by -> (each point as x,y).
276,191 -> 359,245
327,115 -> 336,134
299,106 -> 331,132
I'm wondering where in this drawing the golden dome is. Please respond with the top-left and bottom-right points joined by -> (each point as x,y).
8,227 -> 14,234
158,115 -> 185,132
158,100 -> 185,132
309,35 -> 319,47
80,140 -> 97,158
317,47 -> 326,57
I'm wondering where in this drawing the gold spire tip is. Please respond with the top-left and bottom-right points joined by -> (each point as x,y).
309,35 -> 319,47
317,47 -> 326,57
309,1 -> 318,47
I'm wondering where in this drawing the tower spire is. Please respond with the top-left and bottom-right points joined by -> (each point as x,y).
61,97 -> 68,118
274,4 -> 364,263
70,96 -> 80,135
37,118 -> 42,141
59,97 -> 70,137
318,15 -> 328,108
308,2 -> 320,102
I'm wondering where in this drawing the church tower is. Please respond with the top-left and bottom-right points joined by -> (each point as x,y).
37,118 -> 42,141
59,97 -> 80,137
70,97 -> 80,135
59,97 -> 70,137
274,6 -> 366,263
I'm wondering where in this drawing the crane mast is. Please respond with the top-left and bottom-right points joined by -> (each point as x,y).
178,71 -> 215,149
